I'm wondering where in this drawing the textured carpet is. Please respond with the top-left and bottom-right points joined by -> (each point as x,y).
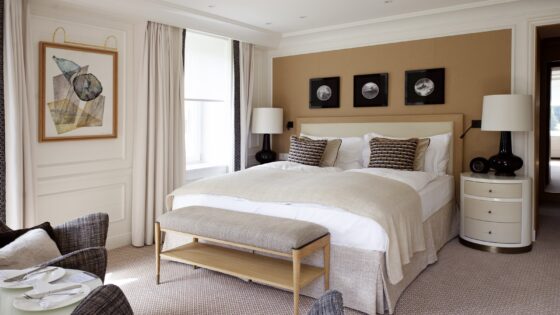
107,215 -> 560,314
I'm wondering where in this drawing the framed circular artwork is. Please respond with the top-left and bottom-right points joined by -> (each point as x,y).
353,73 -> 388,107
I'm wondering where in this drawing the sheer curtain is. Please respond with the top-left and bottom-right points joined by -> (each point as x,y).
131,21 -> 185,246
233,40 -> 255,171
4,0 -> 35,228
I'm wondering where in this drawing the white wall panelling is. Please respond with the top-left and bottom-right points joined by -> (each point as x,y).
27,4 -> 135,249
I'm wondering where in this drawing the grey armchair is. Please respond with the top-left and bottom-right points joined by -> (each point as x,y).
0,213 -> 109,281
308,290 -> 344,315
71,284 -> 133,315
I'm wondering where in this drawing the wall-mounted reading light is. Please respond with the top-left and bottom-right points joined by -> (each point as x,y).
460,119 -> 481,139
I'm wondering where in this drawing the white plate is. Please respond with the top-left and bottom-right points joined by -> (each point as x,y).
12,283 -> 91,312
0,267 -> 66,289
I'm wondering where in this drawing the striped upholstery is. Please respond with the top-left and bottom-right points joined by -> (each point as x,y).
368,137 -> 419,170
71,284 -> 133,315
308,290 -> 344,315
288,136 -> 328,166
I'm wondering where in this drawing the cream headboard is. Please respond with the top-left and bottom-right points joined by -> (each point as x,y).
296,114 -> 464,191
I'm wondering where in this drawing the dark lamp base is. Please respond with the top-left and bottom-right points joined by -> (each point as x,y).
488,131 -> 524,177
256,150 -> 277,164
489,153 -> 523,177
255,133 -> 277,164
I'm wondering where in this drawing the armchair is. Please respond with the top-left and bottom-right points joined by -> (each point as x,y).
0,213 -> 109,281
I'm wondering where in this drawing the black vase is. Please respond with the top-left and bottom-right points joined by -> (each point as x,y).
489,131 -> 523,177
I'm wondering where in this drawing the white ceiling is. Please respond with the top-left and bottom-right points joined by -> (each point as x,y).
159,0 -> 520,35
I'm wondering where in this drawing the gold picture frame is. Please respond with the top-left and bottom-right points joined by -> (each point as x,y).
39,41 -> 118,142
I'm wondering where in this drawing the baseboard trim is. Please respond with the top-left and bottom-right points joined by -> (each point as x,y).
459,238 -> 532,254
107,233 -> 132,250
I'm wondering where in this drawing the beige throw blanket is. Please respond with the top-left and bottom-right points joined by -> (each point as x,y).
170,168 -> 426,284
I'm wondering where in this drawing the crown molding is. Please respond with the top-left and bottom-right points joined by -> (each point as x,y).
282,0 -> 520,38
32,0 -> 281,47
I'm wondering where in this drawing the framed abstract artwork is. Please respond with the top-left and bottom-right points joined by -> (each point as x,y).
405,68 -> 445,105
39,42 -> 118,141
309,77 -> 340,109
353,73 -> 388,107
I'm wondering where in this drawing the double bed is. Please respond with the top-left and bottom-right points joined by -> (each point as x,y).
165,114 -> 463,314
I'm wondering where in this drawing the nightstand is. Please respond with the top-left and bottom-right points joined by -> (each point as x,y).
460,172 -> 532,253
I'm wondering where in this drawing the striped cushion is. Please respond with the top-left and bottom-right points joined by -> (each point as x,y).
368,137 -> 419,170
288,136 -> 328,166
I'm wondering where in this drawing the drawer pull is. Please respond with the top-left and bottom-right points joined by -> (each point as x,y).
488,189 -> 493,193
488,231 -> 492,234
488,210 -> 492,214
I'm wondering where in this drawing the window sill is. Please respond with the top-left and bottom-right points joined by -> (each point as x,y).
185,163 -> 229,183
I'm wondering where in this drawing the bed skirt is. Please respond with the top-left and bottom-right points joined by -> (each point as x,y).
298,200 -> 458,314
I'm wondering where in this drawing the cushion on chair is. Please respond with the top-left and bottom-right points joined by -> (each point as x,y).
0,229 -> 62,269
158,207 -> 329,254
0,222 -> 57,249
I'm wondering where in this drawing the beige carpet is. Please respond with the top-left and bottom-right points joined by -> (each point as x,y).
107,215 -> 560,314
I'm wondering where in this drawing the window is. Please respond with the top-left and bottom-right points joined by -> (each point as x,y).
550,67 -> 560,133
184,31 -> 232,179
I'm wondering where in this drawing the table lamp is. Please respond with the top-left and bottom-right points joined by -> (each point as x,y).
481,94 -> 532,176
252,108 -> 283,164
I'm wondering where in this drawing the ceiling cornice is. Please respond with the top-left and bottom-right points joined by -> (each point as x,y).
38,0 -> 281,47
282,0 -> 521,38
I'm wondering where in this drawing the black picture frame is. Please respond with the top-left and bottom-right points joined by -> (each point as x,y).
353,73 -> 388,107
309,77 -> 340,108
405,68 -> 445,105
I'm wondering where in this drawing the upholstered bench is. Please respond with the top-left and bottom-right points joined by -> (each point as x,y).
155,206 -> 331,315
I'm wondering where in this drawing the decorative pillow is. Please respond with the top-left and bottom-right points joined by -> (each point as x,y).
362,133 -> 430,171
0,229 -> 62,270
302,137 -> 342,167
288,136 -> 328,166
368,137 -> 419,170
301,134 -> 364,169
0,222 -> 57,249
423,132 -> 452,175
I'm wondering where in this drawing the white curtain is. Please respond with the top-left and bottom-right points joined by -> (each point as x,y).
238,42 -> 255,170
4,0 -> 35,229
131,21 -> 185,246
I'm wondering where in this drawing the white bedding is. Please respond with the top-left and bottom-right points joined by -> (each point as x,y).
172,162 -> 454,252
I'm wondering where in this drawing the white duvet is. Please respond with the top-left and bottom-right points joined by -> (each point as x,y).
172,162 -> 453,252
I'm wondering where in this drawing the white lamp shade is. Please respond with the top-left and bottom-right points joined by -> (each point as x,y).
252,108 -> 283,134
481,94 -> 533,132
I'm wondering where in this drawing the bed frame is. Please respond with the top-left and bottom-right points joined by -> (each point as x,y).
165,114 -> 464,314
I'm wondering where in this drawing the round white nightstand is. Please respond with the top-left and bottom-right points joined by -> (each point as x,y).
460,172 -> 532,253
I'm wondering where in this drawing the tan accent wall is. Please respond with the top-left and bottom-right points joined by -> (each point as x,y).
272,30 -> 511,171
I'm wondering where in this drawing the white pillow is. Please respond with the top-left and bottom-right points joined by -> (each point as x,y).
362,131 -> 452,175
301,134 -> 364,170
423,132 -> 452,175
0,229 -> 61,270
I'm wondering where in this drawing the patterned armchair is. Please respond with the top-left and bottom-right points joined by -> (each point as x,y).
71,284 -> 133,315
308,290 -> 344,315
0,213 -> 109,281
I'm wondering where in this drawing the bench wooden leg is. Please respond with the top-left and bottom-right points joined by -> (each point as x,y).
192,238 -> 199,270
155,222 -> 161,285
323,242 -> 330,291
293,251 -> 301,315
